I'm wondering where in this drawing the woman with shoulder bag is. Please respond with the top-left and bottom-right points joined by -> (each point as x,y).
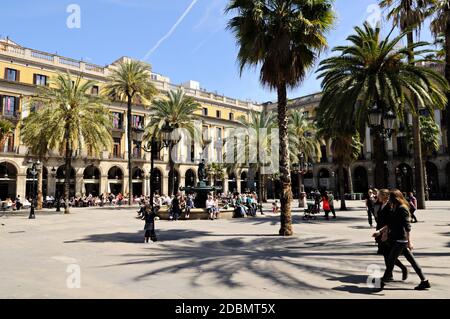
373,189 -> 408,282
373,189 -> 430,290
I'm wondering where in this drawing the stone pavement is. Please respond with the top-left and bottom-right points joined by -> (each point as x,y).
1,201 -> 449,299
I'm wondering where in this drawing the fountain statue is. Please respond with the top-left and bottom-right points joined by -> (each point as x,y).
180,159 -> 221,208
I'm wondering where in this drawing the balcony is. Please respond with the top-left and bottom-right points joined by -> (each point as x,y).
109,152 -> 125,160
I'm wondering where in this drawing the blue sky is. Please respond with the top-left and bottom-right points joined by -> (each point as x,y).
0,0 -> 436,103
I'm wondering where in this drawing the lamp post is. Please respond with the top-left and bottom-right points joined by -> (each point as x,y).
142,121 -> 174,210
27,159 -> 42,219
292,152 -> 312,208
368,105 -> 396,187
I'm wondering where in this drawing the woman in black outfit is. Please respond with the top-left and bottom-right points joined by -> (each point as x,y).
373,189 -> 430,290
374,189 -> 408,281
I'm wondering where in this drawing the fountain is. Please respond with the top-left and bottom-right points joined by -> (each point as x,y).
180,160 -> 221,208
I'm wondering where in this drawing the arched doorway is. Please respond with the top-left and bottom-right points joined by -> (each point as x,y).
396,163 -> 413,193
26,167 -> 48,199
169,169 -> 179,195
132,167 -> 144,197
83,165 -> 100,196
335,168 -> 350,196
304,171 -> 314,194
0,162 -> 17,200
108,166 -> 123,195
228,172 -> 237,194
318,168 -> 331,191
353,166 -> 368,194
151,168 -> 162,196
240,171 -> 248,193
426,161 -> 440,199
185,169 -> 196,188
55,166 -> 76,198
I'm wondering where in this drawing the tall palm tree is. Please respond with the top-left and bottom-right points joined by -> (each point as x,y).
104,60 -> 157,205
428,0 -> 450,157
144,89 -> 201,196
288,110 -> 322,201
379,0 -> 429,208
226,0 -> 335,236
21,72 -> 113,214
317,22 -> 448,190
227,110 -> 277,202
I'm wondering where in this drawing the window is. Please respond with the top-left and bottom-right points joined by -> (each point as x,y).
215,127 -> 223,162
34,74 -> 48,86
216,110 -> 221,118
5,68 -> 19,82
133,140 -> 142,158
113,138 -> 121,157
91,85 -> 99,95
112,112 -> 123,129
132,115 -> 144,129
320,145 -> 327,163
0,96 -> 18,116
397,136 -> 408,156
203,108 -> 208,116
229,112 -> 234,121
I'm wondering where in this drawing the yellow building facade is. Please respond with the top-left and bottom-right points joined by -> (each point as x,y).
0,38 -> 260,200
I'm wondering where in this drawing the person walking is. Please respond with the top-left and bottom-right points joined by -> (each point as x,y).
323,192 -> 331,220
373,189 -> 430,290
328,191 -> 336,219
407,192 -> 418,223
171,193 -> 181,221
373,189 -> 408,282
366,189 -> 376,227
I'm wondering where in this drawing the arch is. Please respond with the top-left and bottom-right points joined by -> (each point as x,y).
132,167 -> 144,197
55,165 -> 76,198
227,172 -> 237,194
185,169 -> 196,188
108,166 -> 124,195
83,165 -> 101,197
83,165 -> 100,180
426,161 -> 440,199
151,168 -> 162,196
0,162 -> 18,200
108,166 -> 124,180
318,168 -> 331,191
26,166 -> 48,199
396,163 -> 413,193
353,166 -> 368,194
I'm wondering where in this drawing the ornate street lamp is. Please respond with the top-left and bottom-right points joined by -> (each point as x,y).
27,159 -> 42,219
368,105 -> 383,127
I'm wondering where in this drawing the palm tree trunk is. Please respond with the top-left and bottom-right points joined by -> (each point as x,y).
339,164 -> 347,211
127,95 -> 133,206
37,165 -> 43,210
262,174 -> 268,202
64,126 -> 72,214
277,82 -> 293,236
446,20 -> 450,157
347,166 -> 353,195
406,31 -> 426,209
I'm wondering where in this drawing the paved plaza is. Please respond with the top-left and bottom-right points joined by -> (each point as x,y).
1,201 -> 449,299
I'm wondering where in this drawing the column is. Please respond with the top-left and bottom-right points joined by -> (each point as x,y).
143,176 -> 148,196
387,137 -> 394,160
223,178 -> 229,194
16,174 -> 27,198
387,163 -> 396,189
75,173 -> 84,196
101,175 -> 108,194
163,176 -> 169,196
367,167 -> 375,188
47,174 -> 56,197
236,178 -> 241,193
180,176 -> 186,193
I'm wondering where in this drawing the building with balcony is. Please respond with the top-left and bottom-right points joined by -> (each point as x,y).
0,38 -> 261,200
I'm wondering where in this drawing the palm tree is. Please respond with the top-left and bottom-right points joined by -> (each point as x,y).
379,0 -> 430,208
227,110 -> 277,202
226,0 -> 335,236
288,110 -> 322,202
317,22 -> 448,191
144,89 -> 201,196
21,72 -> 113,214
104,60 -> 157,205
0,119 -> 14,144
